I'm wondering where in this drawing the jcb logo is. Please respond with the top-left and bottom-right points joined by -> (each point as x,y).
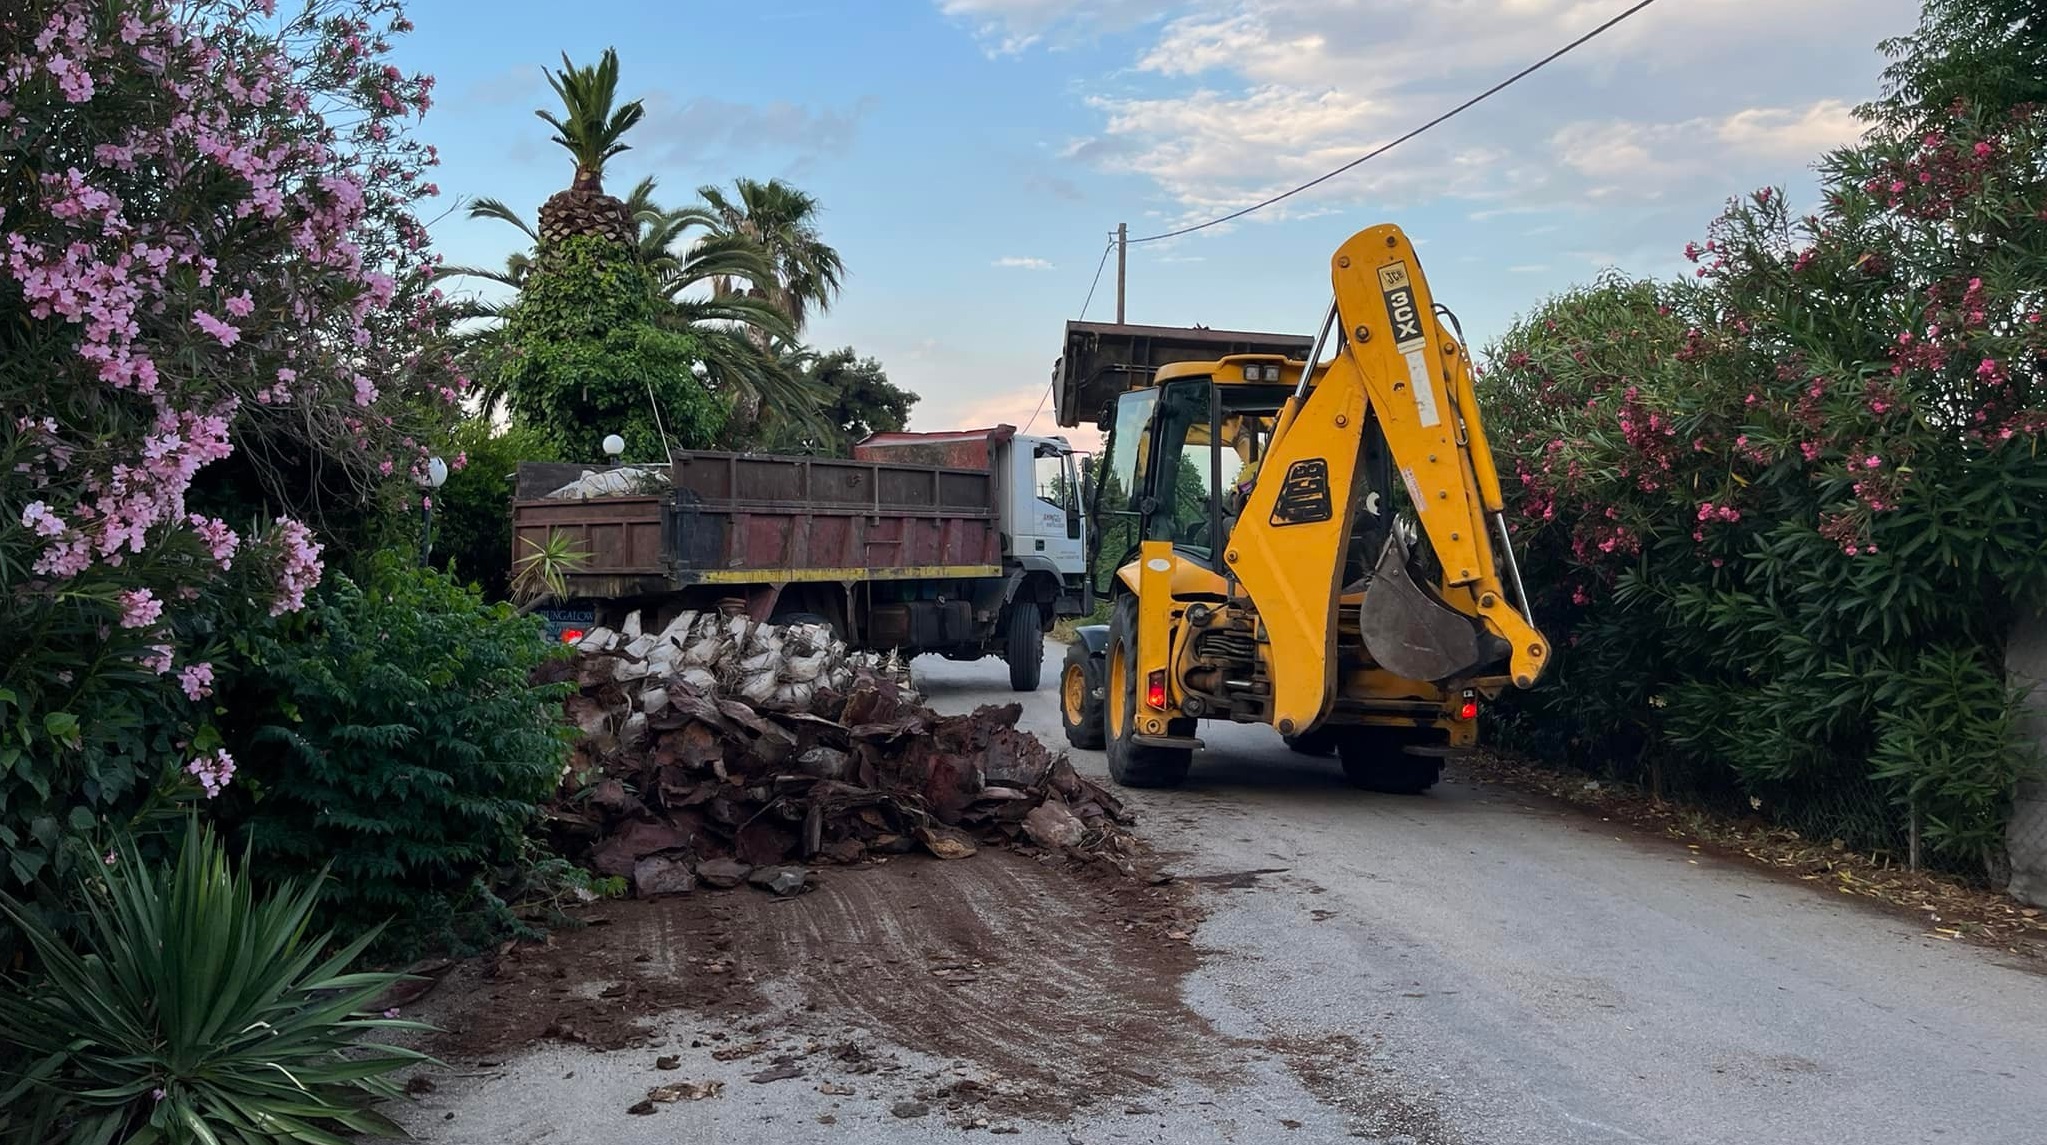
1377,262 -> 1424,347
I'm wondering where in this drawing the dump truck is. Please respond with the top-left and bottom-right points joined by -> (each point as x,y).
510,425 -> 1088,690
1054,223 -> 1549,791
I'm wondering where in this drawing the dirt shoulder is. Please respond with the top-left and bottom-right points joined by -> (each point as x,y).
420,849 -> 1210,1123
1462,751 -> 2047,967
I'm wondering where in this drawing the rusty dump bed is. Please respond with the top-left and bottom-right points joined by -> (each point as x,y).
1054,320 -> 1310,428
512,450 -> 1003,600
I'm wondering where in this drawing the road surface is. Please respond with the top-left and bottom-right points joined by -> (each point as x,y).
401,641 -> 2047,1144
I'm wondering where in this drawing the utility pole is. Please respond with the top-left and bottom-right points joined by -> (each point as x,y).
1115,222 -> 1127,324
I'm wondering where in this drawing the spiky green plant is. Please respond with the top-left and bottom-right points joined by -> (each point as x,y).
0,820 -> 428,1144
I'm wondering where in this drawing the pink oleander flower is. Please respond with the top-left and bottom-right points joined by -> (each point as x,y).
269,518 -> 324,616
191,310 -> 240,346
188,514 -> 239,568
186,749 -> 236,798
20,500 -> 66,537
178,661 -> 214,701
117,588 -> 163,629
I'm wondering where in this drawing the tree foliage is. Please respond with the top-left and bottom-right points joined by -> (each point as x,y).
752,347 -> 917,456
432,419 -> 562,600
1484,2 -> 2047,873
223,556 -> 570,955
1,0 -> 462,899
495,234 -> 724,462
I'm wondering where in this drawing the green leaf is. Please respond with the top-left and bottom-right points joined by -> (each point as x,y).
42,711 -> 81,746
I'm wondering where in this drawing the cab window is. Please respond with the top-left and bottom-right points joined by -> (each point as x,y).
1033,449 -> 1073,512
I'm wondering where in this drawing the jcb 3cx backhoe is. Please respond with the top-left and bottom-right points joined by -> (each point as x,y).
1055,224 -> 1549,792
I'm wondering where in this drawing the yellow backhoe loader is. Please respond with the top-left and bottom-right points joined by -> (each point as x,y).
1054,224 -> 1549,792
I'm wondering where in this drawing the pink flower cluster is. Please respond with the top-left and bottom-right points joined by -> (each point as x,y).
117,588 -> 163,629
186,748 -> 236,798
189,514 -> 239,568
3,0 -> 462,668
268,518 -> 324,616
178,661 -> 214,701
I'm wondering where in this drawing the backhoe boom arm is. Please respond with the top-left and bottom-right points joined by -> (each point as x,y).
1225,225 -> 1549,733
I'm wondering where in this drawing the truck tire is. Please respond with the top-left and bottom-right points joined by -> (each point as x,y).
1005,599 -> 1045,691
1284,727 -> 1338,757
1059,640 -> 1106,749
1336,730 -> 1442,794
1104,597 -> 1192,788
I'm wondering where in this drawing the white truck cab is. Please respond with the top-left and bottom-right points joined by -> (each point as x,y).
1007,433 -> 1089,586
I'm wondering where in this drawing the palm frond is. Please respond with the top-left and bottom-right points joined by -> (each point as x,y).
536,48 -> 645,180
465,196 -> 538,242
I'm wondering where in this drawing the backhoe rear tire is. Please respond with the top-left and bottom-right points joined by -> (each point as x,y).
1104,597 -> 1192,789
1059,641 -> 1106,750
1005,599 -> 1045,691
1337,731 -> 1442,795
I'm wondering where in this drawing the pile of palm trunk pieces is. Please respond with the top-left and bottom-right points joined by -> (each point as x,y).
541,612 -> 1137,898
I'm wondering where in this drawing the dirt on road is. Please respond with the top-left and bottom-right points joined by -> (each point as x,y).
424,850 -> 1215,1122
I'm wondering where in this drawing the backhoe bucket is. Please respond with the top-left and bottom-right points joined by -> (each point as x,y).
1358,533 -> 1485,683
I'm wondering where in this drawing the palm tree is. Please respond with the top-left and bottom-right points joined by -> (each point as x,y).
650,225 -> 828,433
437,178 -> 827,435
697,178 -> 846,335
534,48 -> 644,249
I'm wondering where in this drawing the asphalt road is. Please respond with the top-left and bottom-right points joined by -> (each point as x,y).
921,643 -> 2047,1145
400,641 -> 2047,1144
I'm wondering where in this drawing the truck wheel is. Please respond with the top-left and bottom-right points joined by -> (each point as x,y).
1336,731 -> 1442,794
1005,599 -> 1045,691
1104,597 -> 1191,788
1059,641 -> 1106,749
1284,727 -> 1338,757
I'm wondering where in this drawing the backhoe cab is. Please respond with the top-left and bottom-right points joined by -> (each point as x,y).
1057,224 -> 1549,793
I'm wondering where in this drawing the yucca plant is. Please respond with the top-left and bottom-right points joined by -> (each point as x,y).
511,529 -> 592,613
0,820 -> 428,1144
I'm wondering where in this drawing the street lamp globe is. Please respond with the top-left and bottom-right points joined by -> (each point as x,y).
602,434 -> 626,460
422,456 -> 448,489
690,360 -> 709,381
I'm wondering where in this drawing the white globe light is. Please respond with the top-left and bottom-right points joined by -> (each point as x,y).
425,456 -> 449,488
602,434 -> 626,458
690,360 -> 709,381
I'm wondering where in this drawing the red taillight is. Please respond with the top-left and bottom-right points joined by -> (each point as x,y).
1146,669 -> 1167,711
560,628 -> 585,645
1457,699 -> 1479,721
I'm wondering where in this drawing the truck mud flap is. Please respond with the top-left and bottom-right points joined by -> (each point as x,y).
1358,533 -> 1486,684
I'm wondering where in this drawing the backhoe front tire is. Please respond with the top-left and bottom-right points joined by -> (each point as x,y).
1005,599 -> 1045,691
1059,641 -> 1106,749
1336,730 -> 1442,794
1104,597 -> 1192,789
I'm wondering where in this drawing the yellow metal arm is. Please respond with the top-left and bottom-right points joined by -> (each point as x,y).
1228,224 -> 1549,732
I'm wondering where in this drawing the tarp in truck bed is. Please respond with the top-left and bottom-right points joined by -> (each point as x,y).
1053,321 -> 1311,428
853,425 -> 1016,470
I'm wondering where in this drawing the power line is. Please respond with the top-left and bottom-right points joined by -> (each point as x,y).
1126,0 -> 1663,245
1025,237 -> 1117,433
1077,238 -> 1115,320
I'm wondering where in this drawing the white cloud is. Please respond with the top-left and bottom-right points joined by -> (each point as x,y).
1552,100 -> 1865,187
1507,264 -> 1550,274
993,256 -> 1057,269
1716,100 -> 1865,159
963,0 -> 1915,233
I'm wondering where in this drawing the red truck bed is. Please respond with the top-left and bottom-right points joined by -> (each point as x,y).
511,445 -> 1003,601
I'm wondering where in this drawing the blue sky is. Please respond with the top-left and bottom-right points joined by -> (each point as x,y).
401,0 -> 1926,441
